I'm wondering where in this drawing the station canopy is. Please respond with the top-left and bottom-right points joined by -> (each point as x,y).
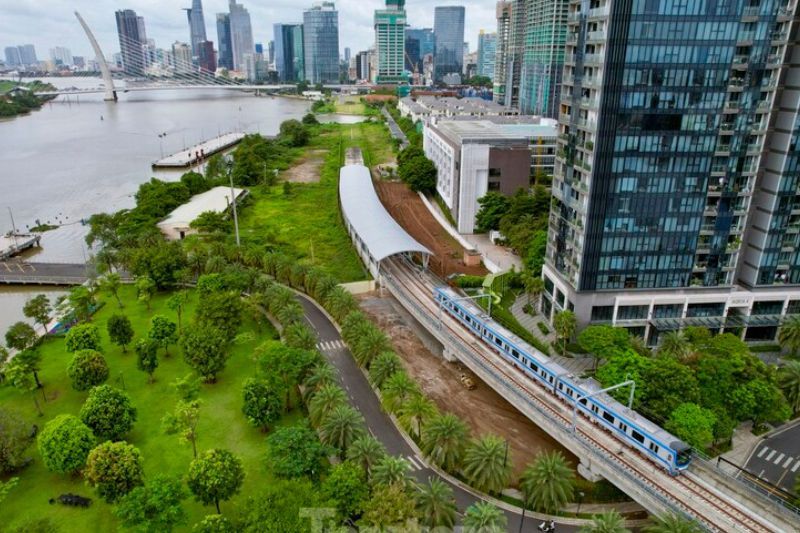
339,164 -> 431,262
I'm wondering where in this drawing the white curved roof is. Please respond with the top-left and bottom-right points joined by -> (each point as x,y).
339,164 -> 431,262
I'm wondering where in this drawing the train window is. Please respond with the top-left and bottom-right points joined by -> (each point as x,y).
548,376 -> 554,383
557,383 -> 563,390
602,411 -> 615,424
566,388 -> 573,397
632,430 -> 645,443
649,443 -> 659,453
579,398 -> 587,405
530,363 -> 538,372
494,337 -> 502,346
619,423 -> 628,432
512,349 -> 519,357
591,405 -> 599,413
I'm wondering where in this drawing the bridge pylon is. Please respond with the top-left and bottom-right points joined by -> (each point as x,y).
75,11 -> 117,102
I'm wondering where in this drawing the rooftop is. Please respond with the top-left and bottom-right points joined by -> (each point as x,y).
157,186 -> 246,229
431,119 -> 557,144
401,95 -> 515,117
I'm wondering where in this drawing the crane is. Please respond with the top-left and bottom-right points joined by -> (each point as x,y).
404,51 -> 420,85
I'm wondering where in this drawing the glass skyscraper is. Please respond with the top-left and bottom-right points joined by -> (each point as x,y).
477,30 -> 497,79
273,23 -> 305,82
303,2 -> 340,84
543,0 -> 799,344
185,0 -> 208,59
215,14 -> 233,70
405,28 -> 434,74
115,9 -> 146,75
374,0 -> 407,84
228,0 -> 254,73
433,6 -> 465,82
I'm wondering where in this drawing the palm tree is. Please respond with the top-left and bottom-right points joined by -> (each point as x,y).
371,456 -> 414,489
399,394 -> 437,441
462,501 -> 507,533
324,287 -> 358,322
629,335 -> 652,357
779,361 -> 800,416
580,510 -> 630,533
416,477 -> 456,529
303,362 -> 336,401
658,331 -> 692,361
99,273 -> 123,308
346,435 -> 386,476
283,323 -> 316,350
421,413 -> 469,472
643,512 -> 702,533
319,404 -> 366,454
462,434 -> 512,495
313,275 -> 338,302
369,351 -> 402,389
308,383 -> 347,426
265,285 -> 294,315
381,371 -> 420,414
341,312 -> 369,346
520,450 -> 575,513
276,302 -> 305,326
779,315 -> 800,357
353,328 -> 391,368
553,310 -> 577,356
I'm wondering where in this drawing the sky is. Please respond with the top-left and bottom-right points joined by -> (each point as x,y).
0,0 -> 496,61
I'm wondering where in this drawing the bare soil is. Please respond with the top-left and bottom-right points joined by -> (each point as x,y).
374,180 -> 488,278
283,149 -> 328,183
359,293 -> 577,481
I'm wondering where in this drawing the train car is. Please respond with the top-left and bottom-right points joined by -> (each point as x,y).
434,286 -> 693,474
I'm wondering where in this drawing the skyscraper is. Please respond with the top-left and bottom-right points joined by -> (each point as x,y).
405,28 -> 434,75
477,31 -> 496,80
228,0 -> 254,72
303,2 -> 339,84
543,0 -> 800,345
198,41 -> 217,72
16,44 -> 37,66
517,0 -> 567,118
49,47 -> 73,67
171,41 -> 193,74
374,0 -> 407,84
185,0 -> 208,59
492,0 -> 524,108
356,50 -> 370,81
273,23 -> 305,82
268,40 -> 275,65
216,14 -> 233,70
433,6 -> 465,83
5,47 -> 21,67
115,10 -> 146,75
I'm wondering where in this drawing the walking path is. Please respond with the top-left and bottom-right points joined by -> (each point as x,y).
382,108 -> 409,149
152,132 -> 245,168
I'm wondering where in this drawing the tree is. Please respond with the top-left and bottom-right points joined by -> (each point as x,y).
69,285 -> 96,322
238,479 -> 326,532
352,327 -> 391,368
100,273 -> 124,308
162,400 -> 202,459
167,291 -> 190,334
67,349 -> 109,391
372,455 -> 414,489
553,310 -> 577,356
416,477 -> 457,528
283,323 -> 316,350
462,434 -> 512,495
37,414 -> 95,474
399,155 -> 437,193
136,276 -> 156,311
135,338 -> 159,383
319,405 -> 366,455
475,192 -> 511,232
308,383 -> 347,426
23,294 -> 51,334
643,513 -> 702,533
108,314 -> 134,353
346,435 -> 386,476
368,351 -> 402,389
525,275 -> 545,310
8,349 -> 43,389
302,112 -> 319,126
193,515 -> 234,533
79,384 -> 137,441
196,291 -> 242,338
779,315 -> 800,357
732,379 -> 790,429
580,510 -> 630,533
182,326 -> 228,383
279,119 -> 310,147
520,450 -> 575,513
65,323 -> 101,353
190,211 -> 228,233
266,424 -> 329,480
241,378 -> 283,432
666,403 -> 716,450
149,315 -> 178,356
0,408 -> 33,474
303,362 -> 336,401
0,477 -> 18,505
399,394 -> 437,441
5,321 -> 38,352
578,325 -> 631,363
462,501 -> 507,533
658,331 -> 692,361
115,475 -> 188,533
186,449 -> 245,514
321,462 -> 369,521
85,441 -> 144,502
4,360 -> 43,416
779,361 -> 800,416
256,343 -> 317,409
171,374 -> 202,401
324,287 -> 358,322
359,484 -> 419,530
421,413 -> 469,472
381,371 -> 420,414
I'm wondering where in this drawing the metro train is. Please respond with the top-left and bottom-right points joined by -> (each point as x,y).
434,286 -> 693,474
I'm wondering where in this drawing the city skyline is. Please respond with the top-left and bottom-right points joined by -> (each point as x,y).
0,0 -> 492,65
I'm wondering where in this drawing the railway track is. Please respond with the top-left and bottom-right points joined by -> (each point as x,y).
382,256 -> 784,532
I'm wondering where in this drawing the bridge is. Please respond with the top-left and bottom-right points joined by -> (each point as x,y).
0,261 -> 109,286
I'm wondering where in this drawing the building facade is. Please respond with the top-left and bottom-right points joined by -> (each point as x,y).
185,0 -> 208,59
115,9 -> 146,75
198,40 -> 217,72
18,45 -> 37,66
374,0 -> 407,84
228,0 -> 254,72
303,2 -> 340,84
493,0 -> 522,107
433,6 -> 466,83
356,50 -> 370,81
543,0 -> 800,344
405,28 -> 435,79
4,47 -> 21,67
216,13 -> 233,70
49,46 -> 72,67
274,23 -> 305,82
477,31 -> 497,80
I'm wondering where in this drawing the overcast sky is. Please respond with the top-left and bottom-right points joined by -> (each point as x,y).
0,0 -> 496,61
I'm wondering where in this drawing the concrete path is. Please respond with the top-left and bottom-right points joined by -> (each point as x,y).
462,233 -> 524,272
152,132 -> 245,168
382,108 -> 409,149
0,261 -> 95,286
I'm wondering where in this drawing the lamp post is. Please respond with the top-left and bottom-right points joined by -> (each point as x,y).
228,167 -> 241,247
158,132 -> 167,158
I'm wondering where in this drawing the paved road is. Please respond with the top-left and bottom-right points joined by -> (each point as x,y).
0,262 -> 93,285
382,108 -> 409,149
744,420 -> 800,495
297,293 -> 579,532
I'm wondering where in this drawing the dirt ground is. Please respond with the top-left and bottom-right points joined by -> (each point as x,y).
374,180 -> 487,278
283,149 -> 327,183
359,293 -> 577,481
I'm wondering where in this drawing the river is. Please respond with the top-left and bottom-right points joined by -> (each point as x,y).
0,76 -> 315,334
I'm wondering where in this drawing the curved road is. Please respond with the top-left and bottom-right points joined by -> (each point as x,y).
296,293 -> 580,532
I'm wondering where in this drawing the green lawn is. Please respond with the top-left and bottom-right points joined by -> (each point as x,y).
238,122 -> 395,283
0,285 -> 302,532
334,97 -> 378,117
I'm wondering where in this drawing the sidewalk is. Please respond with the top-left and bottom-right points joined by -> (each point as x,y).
462,233 -> 523,272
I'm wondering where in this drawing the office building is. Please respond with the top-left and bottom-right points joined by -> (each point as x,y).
198,41 -> 216,72
356,50 -> 370,81
216,14 -> 233,70
493,0 -> 525,108
374,0 -> 407,84
171,42 -> 193,73
185,0 -> 208,59
433,6 -> 465,83
115,10 -> 146,75
274,23 -> 305,82
477,31 -> 496,80
49,46 -> 72,67
228,0 -> 254,72
543,0 -> 800,345
17,44 -> 37,66
303,2 -> 340,84
268,40 -> 275,65
5,47 -> 21,67
344,47 -> 351,63
405,28 -> 434,75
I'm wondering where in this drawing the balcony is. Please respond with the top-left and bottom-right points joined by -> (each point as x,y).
577,117 -> 597,130
719,122 -> 735,134
733,55 -> 749,68
777,6 -> 793,20
580,96 -> 598,108
583,53 -> 602,65
588,5 -> 610,18
771,31 -> 788,43
582,76 -> 600,88
766,54 -> 782,66
566,32 -> 579,44
567,11 -> 582,23
711,164 -> 727,176
587,30 -> 607,42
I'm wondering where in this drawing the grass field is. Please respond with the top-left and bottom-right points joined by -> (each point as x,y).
0,285 -> 304,532
238,121 -> 395,282
334,96 -> 377,117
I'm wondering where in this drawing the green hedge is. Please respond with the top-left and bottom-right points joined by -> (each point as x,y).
490,305 -> 550,356
453,275 -> 485,289
536,322 -> 550,335
749,344 -> 782,353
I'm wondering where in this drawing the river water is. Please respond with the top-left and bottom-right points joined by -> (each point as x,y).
0,77 -> 313,334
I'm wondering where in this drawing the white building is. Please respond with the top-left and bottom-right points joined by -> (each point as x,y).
157,186 -> 247,240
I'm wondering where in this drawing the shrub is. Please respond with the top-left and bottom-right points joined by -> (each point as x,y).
536,322 -> 550,335
67,349 -> 109,391
65,323 -> 102,353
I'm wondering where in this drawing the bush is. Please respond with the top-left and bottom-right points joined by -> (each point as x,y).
67,350 -> 109,391
453,275 -> 485,289
536,322 -> 550,335
79,385 -> 138,441
85,441 -> 144,502
65,323 -> 102,353
749,344 -> 782,353
37,414 -> 95,474
398,155 -> 437,193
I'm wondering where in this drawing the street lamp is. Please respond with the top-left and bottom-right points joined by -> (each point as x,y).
157,132 -> 167,158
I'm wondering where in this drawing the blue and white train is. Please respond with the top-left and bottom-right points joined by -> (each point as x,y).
434,286 -> 693,474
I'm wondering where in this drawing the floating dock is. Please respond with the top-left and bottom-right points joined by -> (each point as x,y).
152,132 -> 246,169
0,232 -> 41,260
